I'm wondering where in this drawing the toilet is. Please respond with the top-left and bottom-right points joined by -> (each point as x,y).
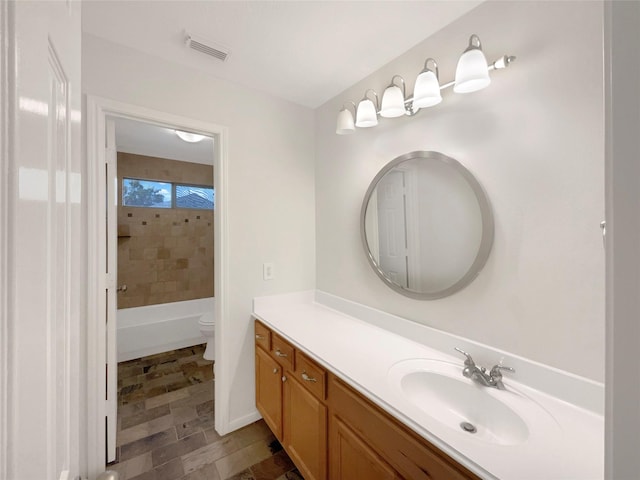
198,310 -> 215,361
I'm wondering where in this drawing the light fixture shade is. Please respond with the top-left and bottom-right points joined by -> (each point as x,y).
413,70 -> 442,109
380,85 -> 406,118
336,107 -> 355,135
454,34 -> 491,93
356,98 -> 378,127
175,130 -> 207,143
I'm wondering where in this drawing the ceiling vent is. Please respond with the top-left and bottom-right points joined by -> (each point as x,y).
185,33 -> 230,62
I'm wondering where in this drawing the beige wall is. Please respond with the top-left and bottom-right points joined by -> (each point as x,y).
117,153 -> 214,308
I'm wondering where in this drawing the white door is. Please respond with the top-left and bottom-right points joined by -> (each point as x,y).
376,170 -> 409,288
1,1 -> 84,479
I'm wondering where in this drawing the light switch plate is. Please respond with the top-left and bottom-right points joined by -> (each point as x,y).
263,262 -> 275,280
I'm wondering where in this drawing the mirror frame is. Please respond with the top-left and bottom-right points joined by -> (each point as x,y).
360,151 -> 494,300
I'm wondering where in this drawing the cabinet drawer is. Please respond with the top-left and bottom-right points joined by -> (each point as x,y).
328,375 -> 479,480
295,353 -> 327,401
272,333 -> 295,370
255,320 -> 271,351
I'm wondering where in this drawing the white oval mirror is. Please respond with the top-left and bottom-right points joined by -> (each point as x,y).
361,151 -> 494,299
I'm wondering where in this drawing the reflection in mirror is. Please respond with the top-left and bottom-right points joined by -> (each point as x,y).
361,151 -> 493,299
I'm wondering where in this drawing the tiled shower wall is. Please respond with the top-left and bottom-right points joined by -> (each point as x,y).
117,152 -> 214,309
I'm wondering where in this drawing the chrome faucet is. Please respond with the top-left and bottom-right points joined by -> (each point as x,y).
454,347 -> 515,390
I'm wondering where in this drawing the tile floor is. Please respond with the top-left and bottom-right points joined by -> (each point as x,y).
110,344 -> 302,480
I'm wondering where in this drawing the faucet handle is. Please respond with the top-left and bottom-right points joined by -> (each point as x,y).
454,347 -> 476,367
490,364 -> 515,378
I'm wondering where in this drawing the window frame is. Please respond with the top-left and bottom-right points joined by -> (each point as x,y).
121,176 -> 215,211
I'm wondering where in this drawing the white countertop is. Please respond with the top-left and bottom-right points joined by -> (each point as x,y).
253,291 -> 604,480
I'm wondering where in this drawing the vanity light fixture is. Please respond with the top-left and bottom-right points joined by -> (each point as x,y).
413,58 -> 442,108
335,34 -> 516,135
336,101 -> 357,134
355,89 -> 380,128
380,75 -> 407,118
175,130 -> 207,143
454,34 -> 491,93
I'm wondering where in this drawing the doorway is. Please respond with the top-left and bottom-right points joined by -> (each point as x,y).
86,96 -> 230,478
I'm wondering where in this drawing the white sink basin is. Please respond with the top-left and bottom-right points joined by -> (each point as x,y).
387,359 -> 560,446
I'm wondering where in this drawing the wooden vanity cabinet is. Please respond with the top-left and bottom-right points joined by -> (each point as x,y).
255,320 -> 328,480
254,319 -> 479,480
283,357 -> 328,480
255,346 -> 284,440
331,415 -> 401,480
328,375 -> 479,480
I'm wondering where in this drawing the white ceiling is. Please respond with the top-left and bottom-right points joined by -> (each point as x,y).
82,0 -> 483,109
114,117 -> 214,165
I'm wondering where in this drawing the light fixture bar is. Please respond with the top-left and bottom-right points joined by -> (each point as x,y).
336,34 -> 516,134
405,56 -> 516,104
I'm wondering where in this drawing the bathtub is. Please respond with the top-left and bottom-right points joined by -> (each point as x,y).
117,297 -> 214,362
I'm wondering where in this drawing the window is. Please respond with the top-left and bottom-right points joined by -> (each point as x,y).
122,178 -> 214,210
175,184 -> 215,210
122,178 -> 172,208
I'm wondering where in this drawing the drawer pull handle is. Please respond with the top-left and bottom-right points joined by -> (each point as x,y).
255,334 -> 265,340
272,368 -> 278,374
282,375 -> 287,382
301,372 -> 317,383
275,350 -> 288,358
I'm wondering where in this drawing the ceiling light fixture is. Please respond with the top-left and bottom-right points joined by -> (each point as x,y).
336,34 -> 516,135
175,130 -> 207,143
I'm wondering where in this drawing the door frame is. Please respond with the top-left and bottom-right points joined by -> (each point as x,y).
0,2 -> 11,478
85,96 -> 230,477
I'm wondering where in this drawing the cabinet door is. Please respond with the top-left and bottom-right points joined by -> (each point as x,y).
256,347 -> 283,440
330,416 -> 400,480
284,376 -> 328,480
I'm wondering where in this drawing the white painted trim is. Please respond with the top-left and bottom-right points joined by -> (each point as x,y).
105,118 -> 117,462
85,95 -> 229,476
0,2 -> 12,478
213,116 -> 230,436
226,410 -> 262,433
